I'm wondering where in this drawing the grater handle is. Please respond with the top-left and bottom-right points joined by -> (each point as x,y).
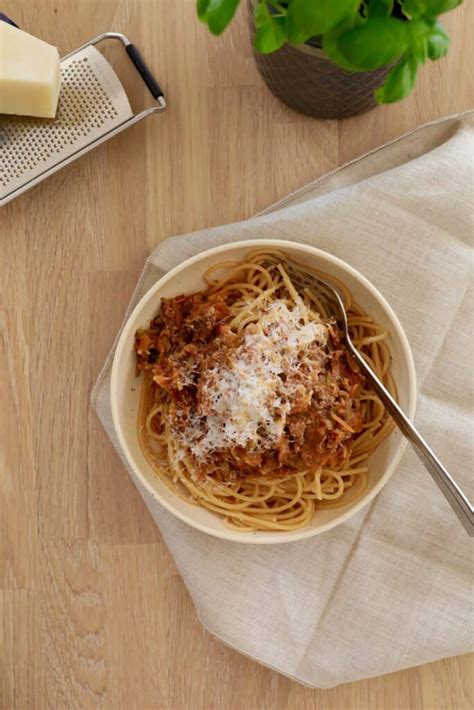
0,12 -> 19,27
125,43 -> 164,101
65,32 -> 167,109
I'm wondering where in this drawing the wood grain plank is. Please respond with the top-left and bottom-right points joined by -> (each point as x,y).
0,204 -> 29,310
99,543 -> 172,708
0,311 -> 37,589
207,86 -> 339,225
28,234 -> 93,540
40,540 -> 107,708
0,590 -> 39,709
144,0 -> 215,242
88,272 -> 161,544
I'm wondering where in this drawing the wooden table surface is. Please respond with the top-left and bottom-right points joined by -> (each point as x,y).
1,1 -> 473,708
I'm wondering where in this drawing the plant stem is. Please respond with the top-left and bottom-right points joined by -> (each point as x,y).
265,0 -> 287,13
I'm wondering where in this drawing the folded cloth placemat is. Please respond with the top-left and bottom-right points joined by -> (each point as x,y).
92,112 -> 474,688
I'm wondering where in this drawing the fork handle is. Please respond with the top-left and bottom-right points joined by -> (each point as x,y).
349,346 -> 474,536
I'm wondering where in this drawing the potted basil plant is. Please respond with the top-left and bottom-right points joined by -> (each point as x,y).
197,0 -> 464,118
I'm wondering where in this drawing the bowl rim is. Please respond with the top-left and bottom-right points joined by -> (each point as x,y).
110,239 -> 417,544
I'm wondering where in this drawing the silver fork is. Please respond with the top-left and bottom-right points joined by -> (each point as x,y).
277,257 -> 474,536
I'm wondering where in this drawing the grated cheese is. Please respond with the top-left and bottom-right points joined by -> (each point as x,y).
175,300 -> 328,461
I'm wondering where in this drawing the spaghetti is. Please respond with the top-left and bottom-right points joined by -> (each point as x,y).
134,249 -> 395,532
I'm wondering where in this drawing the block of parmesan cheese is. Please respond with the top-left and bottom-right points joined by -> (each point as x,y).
0,22 -> 61,118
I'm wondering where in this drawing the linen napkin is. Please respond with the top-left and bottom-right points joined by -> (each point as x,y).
92,111 -> 474,688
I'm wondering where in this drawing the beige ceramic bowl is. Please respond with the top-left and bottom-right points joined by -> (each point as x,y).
111,240 -> 417,544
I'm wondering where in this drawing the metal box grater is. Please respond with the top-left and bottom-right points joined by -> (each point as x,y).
0,31 -> 166,206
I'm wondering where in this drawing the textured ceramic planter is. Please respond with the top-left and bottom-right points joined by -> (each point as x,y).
248,0 -> 392,119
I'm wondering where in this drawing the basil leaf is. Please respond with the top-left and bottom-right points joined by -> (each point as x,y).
400,0 -> 427,15
406,17 -> 431,62
253,3 -> 287,52
254,2 -> 271,28
337,18 -> 409,71
401,0 -> 463,17
375,55 -> 419,102
323,25 -> 360,71
197,0 -> 211,20
286,0 -> 359,44
254,17 -> 287,53
412,37 -> 428,62
426,21 -> 450,58
200,0 -> 241,35
429,0 -> 464,12
369,0 -> 394,17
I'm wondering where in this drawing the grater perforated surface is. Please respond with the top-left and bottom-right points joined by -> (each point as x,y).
0,45 -> 133,203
